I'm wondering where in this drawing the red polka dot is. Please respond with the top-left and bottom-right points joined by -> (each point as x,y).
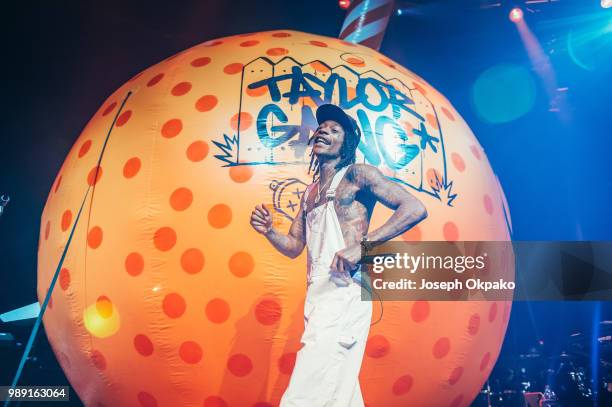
240,40 -> 259,47
426,113 -> 439,129
206,298 -> 230,323
449,366 -> 464,385
183,141 -> 207,162
153,227 -> 177,251
433,337 -> 451,359
229,252 -> 254,277
426,168 -> 443,189
137,391 -> 158,407
223,63 -> 243,75
123,157 -> 141,178
125,252 -> 144,276
470,145 -> 482,160
252,403 -> 273,407
179,341 -> 202,364
134,334 -> 154,356
204,39 -> 222,46
413,82 -> 427,95
196,95 -> 218,112
441,106 -> 455,121
171,82 -> 192,96
310,61 -> 330,72
266,48 -> 288,56
392,375 -> 413,395
227,353 -> 253,377
147,73 -> 164,87
366,335 -> 390,358
78,140 -> 92,158
489,302 -> 498,322
278,352 -> 296,375
229,166 -> 253,183
484,194 -> 493,215
346,56 -> 365,67
96,295 -> 113,318
169,187 -> 193,211
443,222 -> 459,242
247,86 -> 267,97
59,268 -> 70,291
54,175 -> 62,193
87,226 -> 103,249
309,40 -> 328,47
87,166 -> 103,186
480,352 -> 491,371
102,102 -> 116,116
255,298 -> 281,325
116,110 -> 132,127
380,58 -> 396,68
468,313 -> 481,336
44,221 -> 50,240
272,32 -> 291,37
451,153 -> 465,172
208,204 -> 232,228
204,396 -> 228,407
90,350 -> 106,370
411,300 -> 430,323
191,57 -> 211,67
230,112 -> 253,131
161,119 -> 182,138
449,394 -> 464,407
181,248 -> 204,274
163,293 -> 186,318
61,210 -> 72,232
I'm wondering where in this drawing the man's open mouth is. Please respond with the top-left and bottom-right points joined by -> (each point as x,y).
314,136 -> 331,146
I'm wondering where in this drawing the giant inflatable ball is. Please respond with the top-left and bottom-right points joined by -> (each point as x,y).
38,30 -> 513,407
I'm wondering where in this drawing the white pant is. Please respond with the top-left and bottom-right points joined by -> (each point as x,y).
280,273 -> 372,407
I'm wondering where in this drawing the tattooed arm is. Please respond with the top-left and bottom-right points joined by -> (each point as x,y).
250,200 -> 307,259
355,163 -> 428,243
330,164 -> 427,275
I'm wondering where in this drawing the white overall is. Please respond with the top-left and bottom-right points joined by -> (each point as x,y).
280,166 -> 373,407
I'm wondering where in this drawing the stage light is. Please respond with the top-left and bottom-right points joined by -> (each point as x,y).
602,0 -> 612,9
339,0 -> 351,10
509,7 -> 524,23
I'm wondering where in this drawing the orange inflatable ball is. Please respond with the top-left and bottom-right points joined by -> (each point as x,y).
38,30 -> 513,407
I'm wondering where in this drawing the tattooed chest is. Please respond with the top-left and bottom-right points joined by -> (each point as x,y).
334,190 -> 372,241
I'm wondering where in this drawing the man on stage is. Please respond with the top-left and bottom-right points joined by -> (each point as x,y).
250,104 -> 428,407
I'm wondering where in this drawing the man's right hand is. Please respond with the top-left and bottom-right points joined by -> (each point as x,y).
250,204 -> 273,235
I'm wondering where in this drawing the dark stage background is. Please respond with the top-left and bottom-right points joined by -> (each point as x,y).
1,0 -> 611,404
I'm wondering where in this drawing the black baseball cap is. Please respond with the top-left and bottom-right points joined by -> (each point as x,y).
315,104 -> 360,139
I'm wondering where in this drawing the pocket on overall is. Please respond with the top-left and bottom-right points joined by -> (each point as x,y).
336,284 -> 372,350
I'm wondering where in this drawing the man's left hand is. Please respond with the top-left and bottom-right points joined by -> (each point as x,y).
330,243 -> 362,275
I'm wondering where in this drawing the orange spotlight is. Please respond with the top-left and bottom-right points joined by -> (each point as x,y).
509,7 -> 524,23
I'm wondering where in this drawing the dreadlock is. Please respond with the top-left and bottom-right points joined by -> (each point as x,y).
307,124 -> 362,182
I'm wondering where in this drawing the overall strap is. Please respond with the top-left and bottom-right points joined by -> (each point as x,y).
326,165 -> 351,199
302,183 -> 315,212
